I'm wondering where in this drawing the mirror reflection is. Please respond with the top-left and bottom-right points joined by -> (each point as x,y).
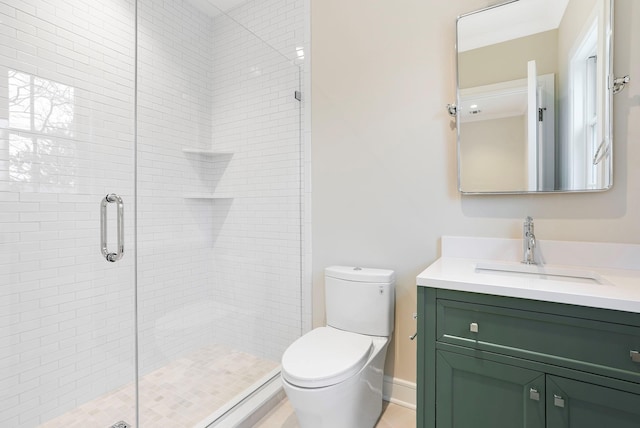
456,0 -> 612,194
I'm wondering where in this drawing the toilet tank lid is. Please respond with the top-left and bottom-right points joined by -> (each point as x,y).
325,266 -> 395,283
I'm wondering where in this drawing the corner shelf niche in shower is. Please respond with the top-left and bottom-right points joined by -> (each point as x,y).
182,148 -> 234,156
182,147 -> 234,200
183,193 -> 234,200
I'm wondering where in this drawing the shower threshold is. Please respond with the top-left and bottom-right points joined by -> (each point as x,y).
197,367 -> 283,428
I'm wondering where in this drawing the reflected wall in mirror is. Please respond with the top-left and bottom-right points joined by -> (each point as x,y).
456,0 -> 613,194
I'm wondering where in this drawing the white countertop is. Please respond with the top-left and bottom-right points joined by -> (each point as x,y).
417,237 -> 640,314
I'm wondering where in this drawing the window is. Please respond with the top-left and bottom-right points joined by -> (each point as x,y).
7,70 -> 77,191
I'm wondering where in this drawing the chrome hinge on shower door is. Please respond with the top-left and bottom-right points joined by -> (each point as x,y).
294,91 -> 302,101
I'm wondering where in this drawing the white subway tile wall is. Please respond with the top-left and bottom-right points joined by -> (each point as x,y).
1,0 -> 306,426
207,3 -> 303,360
135,0 -> 304,369
0,0 -> 137,427
224,0 -> 306,65
135,0 -> 218,374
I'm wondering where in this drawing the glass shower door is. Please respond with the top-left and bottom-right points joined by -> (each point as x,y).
135,0 -> 304,425
0,1 -> 138,427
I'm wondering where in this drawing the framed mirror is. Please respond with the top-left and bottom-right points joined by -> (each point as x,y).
455,0 -> 613,194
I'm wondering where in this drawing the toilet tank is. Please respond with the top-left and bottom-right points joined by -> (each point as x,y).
325,266 -> 395,336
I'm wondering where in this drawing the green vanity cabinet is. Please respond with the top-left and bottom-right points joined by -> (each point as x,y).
545,375 -> 640,428
417,287 -> 640,428
436,350 -> 545,428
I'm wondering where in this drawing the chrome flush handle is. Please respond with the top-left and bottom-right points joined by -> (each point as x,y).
410,312 -> 418,340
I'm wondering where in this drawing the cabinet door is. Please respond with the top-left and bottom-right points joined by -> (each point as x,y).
436,351 -> 545,428
547,375 -> 640,428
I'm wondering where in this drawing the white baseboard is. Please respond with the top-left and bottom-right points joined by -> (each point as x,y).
382,376 -> 416,410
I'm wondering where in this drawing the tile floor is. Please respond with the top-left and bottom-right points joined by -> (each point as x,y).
253,398 -> 416,428
39,344 -> 278,428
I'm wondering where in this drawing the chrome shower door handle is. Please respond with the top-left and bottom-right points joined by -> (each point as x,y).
100,193 -> 124,262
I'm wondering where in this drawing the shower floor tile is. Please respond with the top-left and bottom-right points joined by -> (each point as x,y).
38,344 -> 278,428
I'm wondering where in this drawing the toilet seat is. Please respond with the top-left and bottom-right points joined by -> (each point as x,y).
282,327 -> 373,388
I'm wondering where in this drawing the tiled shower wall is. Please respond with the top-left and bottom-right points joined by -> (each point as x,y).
136,0 -> 218,373
136,0 -> 306,369
208,1 -> 305,360
218,0 -> 312,336
0,0 -> 137,426
0,0 -> 307,425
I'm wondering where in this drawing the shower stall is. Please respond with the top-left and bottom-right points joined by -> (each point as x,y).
0,0 -> 308,426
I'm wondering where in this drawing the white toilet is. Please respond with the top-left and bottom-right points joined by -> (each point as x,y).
281,266 -> 395,428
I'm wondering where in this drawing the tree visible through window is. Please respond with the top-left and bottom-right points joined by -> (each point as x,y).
8,69 -> 76,191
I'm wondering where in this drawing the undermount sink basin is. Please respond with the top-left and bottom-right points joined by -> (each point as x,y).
475,261 -> 607,285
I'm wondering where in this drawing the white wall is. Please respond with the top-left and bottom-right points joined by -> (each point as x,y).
459,29 -> 558,88
311,0 -> 640,385
460,115 -> 527,192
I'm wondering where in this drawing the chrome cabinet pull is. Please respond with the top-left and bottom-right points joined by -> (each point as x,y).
553,394 -> 565,408
631,350 -> 640,363
100,194 -> 124,262
529,388 -> 540,401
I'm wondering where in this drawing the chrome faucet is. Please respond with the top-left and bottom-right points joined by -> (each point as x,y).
522,216 -> 536,265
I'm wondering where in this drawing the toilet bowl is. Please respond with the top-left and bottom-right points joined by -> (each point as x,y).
281,266 -> 395,428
